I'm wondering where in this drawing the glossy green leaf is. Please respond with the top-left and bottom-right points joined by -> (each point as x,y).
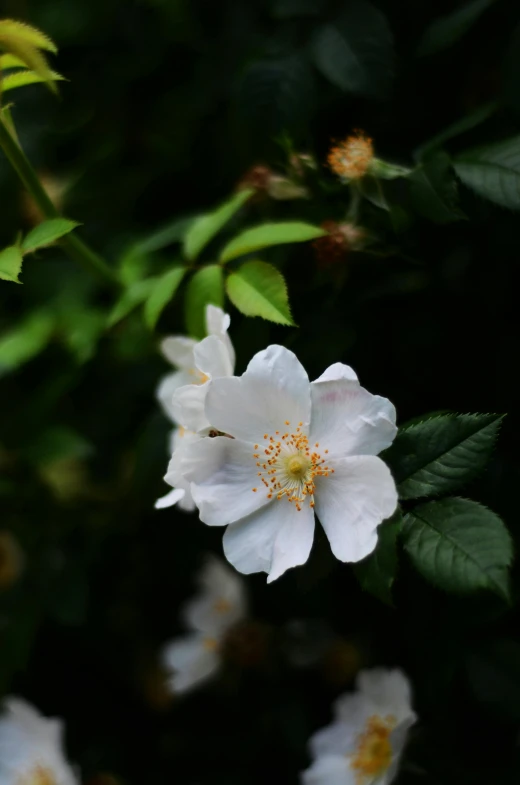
184,265 -> 224,338
184,190 -> 253,261
0,19 -> 57,53
0,245 -> 23,283
0,311 -> 55,373
454,136 -> 520,209
409,151 -> 466,223
1,68 -> 65,92
220,222 -> 325,263
22,219 -> 80,253
353,511 -> 402,605
144,266 -> 186,329
226,260 -> 294,325
310,1 -> 394,98
417,0 -> 496,57
403,498 -> 512,600
107,278 -> 157,327
383,413 -> 503,500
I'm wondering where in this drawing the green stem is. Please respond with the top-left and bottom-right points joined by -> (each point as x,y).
0,112 -> 120,287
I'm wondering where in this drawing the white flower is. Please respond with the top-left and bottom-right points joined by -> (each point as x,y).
162,555 -> 247,694
0,698 -> 78,785
156,304 -> 235,426
301,669 -> 416,785
179,345 -> 398,582
155,427 -> 200,512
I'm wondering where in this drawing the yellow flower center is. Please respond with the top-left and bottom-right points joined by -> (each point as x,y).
18,766 -> 57,785
188,368 -> 209,384
350,715 -> 396,783
203,636 -> 219,651
250,421 -> 333,511
327,131 -> 374,180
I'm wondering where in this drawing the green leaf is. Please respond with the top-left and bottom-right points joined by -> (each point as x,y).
60,307 -> 105,363
107,278 -> 157,327
402,498 -> 512,600
408,151 -> 466,223
414,102 -> 498,160
0,53 -> 27,68
0,19 -> 57,53
132,216 -> 195,255
358,176 -> 390,211
310,1 -> 394,98
353,511 -> 402,605
184,190 -> 253,261
220,222 -> 325,263
454,136 -> 520,210
0,311 -> 55,373
0,245 -> 23,283
383,413 -> 503,500
226,260 -> 294,326
1,68 -> 65,92
184,265 -> 224,338
416,0 -> 496,57
144,266 -> 186,329
0,34 -> 56,93
22,219 -> 80,253
370,159 -> 411,180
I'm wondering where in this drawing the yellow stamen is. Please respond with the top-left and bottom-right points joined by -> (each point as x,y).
350,715 -> 395,783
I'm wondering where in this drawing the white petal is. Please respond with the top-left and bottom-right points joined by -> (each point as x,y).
194,335 -> 234,379
161,634 -> 220,695
310,378 -> 396,459
205,305 -> 235,369
311,695 -> 374,759
205,345 -> 311,442
385,716 -> 417,783
314,456 -> 398,563
156,370 -> 193,423
313,362 -> 358,384
160,336 -> 197,368
162,428 -> 201,512
172,382 -> 210,432
301,756 -> 355,785
155,487 -> 186,509
181,436 -> 270,525
0,698 -> 78,785
183,555 -> 247,636
205,304 -> 230,336
223,497 -> 315,582
356,668 -> 414,724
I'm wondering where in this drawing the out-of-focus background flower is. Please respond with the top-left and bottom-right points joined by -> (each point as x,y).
1,1 -> 520,783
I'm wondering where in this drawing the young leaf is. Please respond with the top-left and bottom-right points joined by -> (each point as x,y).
108,279 -> 157,327
225,260 -> 294,325
416,0 -> 496,57
184,265 -> 224,338
414,102 -> 498,160
408,151 -> 466,224
1,68 -> 65,92
133,216 -> 195,255
383,413 -> 503,500
403,498 -> 512,600
220,222 -> 325,263
454,136 -> 520,209
0,19 -> 57,53
144,266 -> 186,329
310,0 -> 394,98
0,35 -> 56,92
353,511 -> 402,605
184,190 -> 253,261
22,219 -> 80,253
0,52 -> 27,68
0,245 -> 23,283
0,311 -> 55,373
370,159 -> 411,180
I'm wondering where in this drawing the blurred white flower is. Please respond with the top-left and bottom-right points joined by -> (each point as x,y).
155,427 -> 200,512
156,304 -> 235,426
180,345 -> 397,582
0,697 -> 78,785
162,555 -> 247,694
301,668 -> 416,785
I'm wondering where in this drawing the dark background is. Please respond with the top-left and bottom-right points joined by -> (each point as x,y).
1,0 -> 520,783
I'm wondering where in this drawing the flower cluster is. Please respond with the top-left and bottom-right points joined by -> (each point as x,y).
156,307 -> 398,582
